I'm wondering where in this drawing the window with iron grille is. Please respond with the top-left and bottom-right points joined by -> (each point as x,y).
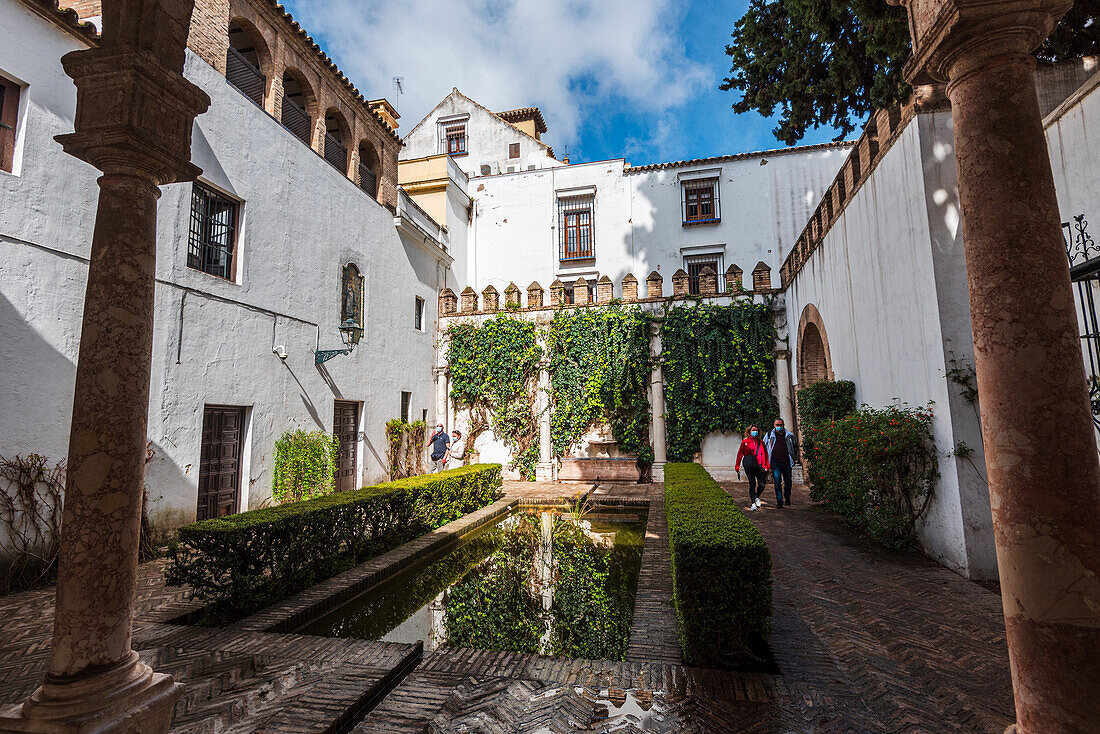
682,178 -> 721,224
0,75 -> 20,174
557,193 -> 595,261
188,183 -> 239,280
414,296 -> 425,331
400,391 -> 412,423
684,253 -> 723,295
509,142 -> 520,159
441,122 -> 467,156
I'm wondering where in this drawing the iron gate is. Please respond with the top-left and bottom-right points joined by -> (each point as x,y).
1063,214 -> 1100,428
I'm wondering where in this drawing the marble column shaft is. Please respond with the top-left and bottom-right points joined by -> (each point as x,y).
649,325 -> 667,480
947,53 -> 1100,734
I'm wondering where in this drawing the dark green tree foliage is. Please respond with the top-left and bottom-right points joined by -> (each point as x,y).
661,303 -> 778,463
796,380 -> 857,431
548,306 -> 653,465
447,316 -> 542,478
549,522 -> 642,660
723,0 -> 910,145
443,521 -> 542,653
723,0 -> 1100,145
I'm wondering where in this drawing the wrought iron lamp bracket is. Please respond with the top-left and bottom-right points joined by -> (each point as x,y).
315,347 -> 353,365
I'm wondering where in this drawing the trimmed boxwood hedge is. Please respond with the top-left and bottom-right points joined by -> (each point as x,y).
166,463 -> 503,623
664,462 -> 772,668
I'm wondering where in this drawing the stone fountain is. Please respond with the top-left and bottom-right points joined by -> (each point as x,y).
558,423 -> 640,483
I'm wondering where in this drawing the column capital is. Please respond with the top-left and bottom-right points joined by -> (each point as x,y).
774,349 -> 791,361
889,0 -> 1071,83
54,45 -> 210,184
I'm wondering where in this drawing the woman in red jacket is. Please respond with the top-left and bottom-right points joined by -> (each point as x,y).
735,425 -> 770,511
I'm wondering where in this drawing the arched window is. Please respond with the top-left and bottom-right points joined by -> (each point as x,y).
799,322 -> 828,385
226,21 -> 267,107
324,108 -> 349,174
357,140 -> 379,197
341,263 -> 363,340
280,70 -> 313,145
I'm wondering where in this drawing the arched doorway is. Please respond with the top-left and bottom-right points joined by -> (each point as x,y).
797,304 -> 833,386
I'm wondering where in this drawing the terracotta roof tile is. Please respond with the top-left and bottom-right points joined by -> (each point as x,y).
495,107 -> 547,134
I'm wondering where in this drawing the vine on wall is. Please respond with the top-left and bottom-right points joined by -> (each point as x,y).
272,429 -> 339,503
447,316 -> 543,478
661,302 -> 779,462
547,305 -> 653,466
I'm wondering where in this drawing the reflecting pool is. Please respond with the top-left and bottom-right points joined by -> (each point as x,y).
297,507 -> 646,661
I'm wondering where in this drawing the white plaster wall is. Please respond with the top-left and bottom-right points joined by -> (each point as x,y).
784,115 -> 994,579
0,4 -> 445,533
461,147 -> 848,298
402,90 -> 562,179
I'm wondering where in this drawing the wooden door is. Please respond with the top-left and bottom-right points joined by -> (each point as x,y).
197,406 -> 244,521
333,401 -> 359,492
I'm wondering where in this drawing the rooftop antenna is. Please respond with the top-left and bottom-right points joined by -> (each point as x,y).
392,76 -> 405,112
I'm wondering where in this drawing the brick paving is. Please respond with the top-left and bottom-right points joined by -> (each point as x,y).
0,479 -> 1016,732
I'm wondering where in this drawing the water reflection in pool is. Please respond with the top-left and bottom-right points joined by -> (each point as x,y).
297,507 -> 646,661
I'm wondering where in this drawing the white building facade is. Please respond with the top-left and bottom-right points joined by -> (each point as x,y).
0,0 -> 445,534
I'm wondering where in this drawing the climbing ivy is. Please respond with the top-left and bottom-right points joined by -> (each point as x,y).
272,429 -> 339,504
661,302 -> 778,462
547,305 -> 653,466
447,316 -> 542,478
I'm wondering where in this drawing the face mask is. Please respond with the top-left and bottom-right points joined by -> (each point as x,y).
775,427 -> 784,433
750,430 -> 759,437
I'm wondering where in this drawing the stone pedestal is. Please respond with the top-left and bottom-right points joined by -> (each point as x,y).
0,3 -> 209,732
892,1 -> 1100,731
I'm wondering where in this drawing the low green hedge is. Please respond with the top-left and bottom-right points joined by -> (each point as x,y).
166,463 -> 503,623
664,462 -> 772,668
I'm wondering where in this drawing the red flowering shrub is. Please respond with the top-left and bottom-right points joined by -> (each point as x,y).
808,404 -> 938,549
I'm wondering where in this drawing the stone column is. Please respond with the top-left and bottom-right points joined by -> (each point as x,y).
774,350 -> 795,430
0,2 -> 209,732
893,2 -> 1100,732
434,367 -> 449,431
536,358 -> 553,481
649,324 -> 667,482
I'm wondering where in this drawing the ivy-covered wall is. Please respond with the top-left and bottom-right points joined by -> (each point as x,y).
547,305 -> 653,465
661,303 -> 779,463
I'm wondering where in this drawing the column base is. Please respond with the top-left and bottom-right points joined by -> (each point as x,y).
535,461 -> 555,481
651,463 -> 665,483
0,653 -> 182,734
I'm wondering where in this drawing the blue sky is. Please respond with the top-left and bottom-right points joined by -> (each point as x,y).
279,0 -> 847,166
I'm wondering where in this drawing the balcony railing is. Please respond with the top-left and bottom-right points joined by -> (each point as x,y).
325,133 -> 347,173
281,98 -> 312,145
358,163 -> 377,197
226,47 -> 265,108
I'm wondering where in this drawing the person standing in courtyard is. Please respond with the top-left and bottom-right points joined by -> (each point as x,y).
765,418 -> 798,507
735,425 -> 769,510
428,423 -> 450,472
449,429 -> 466,467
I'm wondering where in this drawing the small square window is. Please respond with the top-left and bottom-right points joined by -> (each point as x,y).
188,182 -> 239,280
509,142 -> 520,159
414,296 -> 425,331
684,253 -> 723,295
443,122 -> 467,156
557,193 -> 595,261
682,178 -> 721,224
400,391 -> 411,423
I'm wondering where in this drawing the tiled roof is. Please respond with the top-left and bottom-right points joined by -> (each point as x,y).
495,107 -> 548,134
624,140 -> 854,173
26,0 -> 100,43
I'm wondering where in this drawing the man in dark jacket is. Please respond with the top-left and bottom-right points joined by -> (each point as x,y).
764,418 -> 798,507
428,423 -> 450,472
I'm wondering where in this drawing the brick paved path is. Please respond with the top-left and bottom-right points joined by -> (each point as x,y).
0,480 -> 1015,732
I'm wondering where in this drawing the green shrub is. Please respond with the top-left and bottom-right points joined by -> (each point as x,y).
166,464 -> 503,623
664,463 -> 772,667
272,429 -> 340,504
796,380 -> 856,430
807,404 -> 938,549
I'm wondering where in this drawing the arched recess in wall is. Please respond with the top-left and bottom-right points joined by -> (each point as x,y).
357,140 -> 381,198
341,263 -> 364,342
280,68 -> 315,146
323,108 -> 351,175
797,303 -> 833,385
226,18 -> 270,108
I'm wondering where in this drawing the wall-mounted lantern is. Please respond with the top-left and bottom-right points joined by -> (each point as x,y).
315,316 -> 362,364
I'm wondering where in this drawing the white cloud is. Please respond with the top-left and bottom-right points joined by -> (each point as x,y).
282,0 -> 710,156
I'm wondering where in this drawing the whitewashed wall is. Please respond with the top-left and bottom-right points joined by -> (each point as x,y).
402,90 -> 563,179
784,113 -> 995,579
0,1 -> 444,533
